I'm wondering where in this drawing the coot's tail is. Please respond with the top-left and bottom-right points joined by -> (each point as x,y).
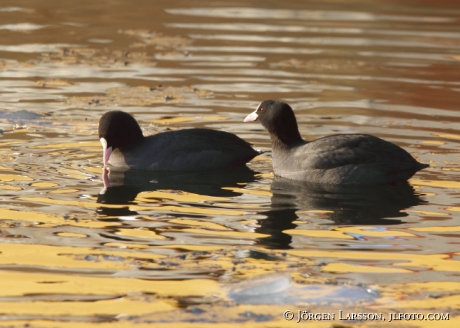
417,163 -> 429,171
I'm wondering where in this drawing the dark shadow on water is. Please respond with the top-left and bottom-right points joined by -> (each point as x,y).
256,177 -> 427,249
96,166 -> 258,213
0,109 -> 44,120
96,169 -> 425,250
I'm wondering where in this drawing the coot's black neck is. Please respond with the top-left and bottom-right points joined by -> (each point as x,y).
270,134 -> 306,149
267,121 -> 304,149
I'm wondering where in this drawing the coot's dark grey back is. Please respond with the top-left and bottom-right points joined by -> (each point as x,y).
109,128 -> 258,171
272,134 -> 428,184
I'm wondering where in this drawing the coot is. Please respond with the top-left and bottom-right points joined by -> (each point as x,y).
244,100 -> 428,184
99,111 -> 258,171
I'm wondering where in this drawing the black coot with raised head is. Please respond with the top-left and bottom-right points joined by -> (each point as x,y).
244,100 -> 428,184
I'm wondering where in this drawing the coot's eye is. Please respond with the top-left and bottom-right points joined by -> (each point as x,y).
260,108 -> 265,112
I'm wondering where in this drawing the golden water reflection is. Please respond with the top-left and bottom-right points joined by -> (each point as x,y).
0,0 -> 459,326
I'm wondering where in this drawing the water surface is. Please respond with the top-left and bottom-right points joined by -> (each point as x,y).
0,0 -> 459,326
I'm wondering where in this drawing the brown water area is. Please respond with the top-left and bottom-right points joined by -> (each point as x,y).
0,0 -> 459,327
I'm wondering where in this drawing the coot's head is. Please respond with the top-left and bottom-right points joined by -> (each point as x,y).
98,111 -> 144,166
244,100 -> 302,145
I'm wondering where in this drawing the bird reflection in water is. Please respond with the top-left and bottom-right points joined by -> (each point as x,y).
256,177 -> 426,249
96,169 -> 425,250
97,166 -> 258,205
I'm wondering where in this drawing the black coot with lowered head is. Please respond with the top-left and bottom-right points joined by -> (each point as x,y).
244,100 -> 428,184
98,111 -> 258,171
